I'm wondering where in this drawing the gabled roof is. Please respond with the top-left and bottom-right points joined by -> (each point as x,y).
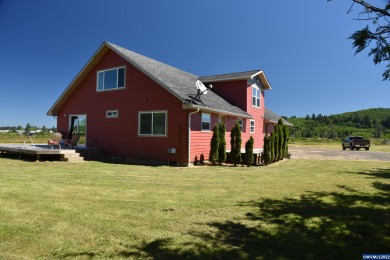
47,41 -> 252,118
199,70 -> 272,90
264,108 -> 293,126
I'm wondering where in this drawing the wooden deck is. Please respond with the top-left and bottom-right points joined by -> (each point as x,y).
0,144 -> 84,162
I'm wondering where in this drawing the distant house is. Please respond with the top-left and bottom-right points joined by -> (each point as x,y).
47,41 -> 283,165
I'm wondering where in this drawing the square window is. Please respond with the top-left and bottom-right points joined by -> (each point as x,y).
139,111 -> 167,136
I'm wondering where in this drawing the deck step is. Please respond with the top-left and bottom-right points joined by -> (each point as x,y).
60,150 -> 84,163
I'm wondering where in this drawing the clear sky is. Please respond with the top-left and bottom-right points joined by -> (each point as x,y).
1,0 -> 389,128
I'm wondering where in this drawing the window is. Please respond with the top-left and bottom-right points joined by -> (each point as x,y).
139,111 -> 167,136
252,86 -> 261,108
97,67 -> 125,91
250,120 -> 255,133
201,113 -> 211,131
237,118 -> 243,131
106,110 -> 118,118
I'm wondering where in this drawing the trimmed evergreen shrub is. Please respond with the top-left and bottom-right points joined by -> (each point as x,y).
218,123 -> 226,165
278,118 -> 284,160
209,124 -> 219,165
283,125 -> 290,157
263,135 -> 271,165
230,122 -> 242,166
245,136 -> 254,167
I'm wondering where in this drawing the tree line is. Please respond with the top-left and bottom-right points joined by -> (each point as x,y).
288,108 -> 390,139
0,123 -> 56,133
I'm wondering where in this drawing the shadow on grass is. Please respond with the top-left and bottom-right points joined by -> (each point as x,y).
51,168 -> 387,259
115,168 -> 390,260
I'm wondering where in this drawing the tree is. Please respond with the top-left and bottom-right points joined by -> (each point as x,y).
278,118 -> 285,160
209,124 -> 219,165
230,122 -> 242,166
245,136 -> 254,166
263,135 -> 271,165
218,123 -> 227,165
330,0 -> 390,80
272,126 -> 279,162
283,125 -> 290,158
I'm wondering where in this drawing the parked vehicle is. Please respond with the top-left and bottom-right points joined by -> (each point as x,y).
342,136 -> 371,150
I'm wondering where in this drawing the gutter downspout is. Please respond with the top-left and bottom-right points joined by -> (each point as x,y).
188,108 -> 200,166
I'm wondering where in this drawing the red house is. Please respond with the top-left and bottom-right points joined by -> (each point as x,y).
47,42 -> 273,165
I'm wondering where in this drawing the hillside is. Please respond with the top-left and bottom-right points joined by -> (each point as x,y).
287,108 -> 390,139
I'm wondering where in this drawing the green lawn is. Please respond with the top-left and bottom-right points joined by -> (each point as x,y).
0,158 -> 389,259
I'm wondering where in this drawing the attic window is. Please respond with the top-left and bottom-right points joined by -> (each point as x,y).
252,85 -> 261,108
97,67 -> 125,91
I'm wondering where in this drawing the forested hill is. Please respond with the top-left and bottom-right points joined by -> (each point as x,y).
286,108 -> 390,139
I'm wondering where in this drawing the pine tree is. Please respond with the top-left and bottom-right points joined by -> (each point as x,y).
273,126 -> 279,162
230,122 -> 242,166
278,118 -> 284,160
209,124 -> 219,165
263,135 -> 272,165
263,136 -> 269,165
245,136 -> 254,167
283,125 -> 289,157
269,132 -> 274,163
218,123 -> 226,165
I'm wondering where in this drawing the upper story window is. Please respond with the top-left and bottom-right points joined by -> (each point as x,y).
252,86 -> 261,108
97,67 -> 125,91
139,111 -> 167,136
201,113 -> 211,131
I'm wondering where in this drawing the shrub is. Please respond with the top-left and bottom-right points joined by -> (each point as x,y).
230,122 -> 242,166
263,135 -> 271,165
278,119 -> 284,160
218,123 -> 227,165
209,124 -> 219,165
245,136 -> 254,167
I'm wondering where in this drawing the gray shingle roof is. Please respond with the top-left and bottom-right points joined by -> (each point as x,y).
107,42 -> 251,118
199,70 -> 261,82
47,42 -> 269,118
264,108 -> 293,126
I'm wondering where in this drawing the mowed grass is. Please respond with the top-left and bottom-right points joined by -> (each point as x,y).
0,158 -> 389,259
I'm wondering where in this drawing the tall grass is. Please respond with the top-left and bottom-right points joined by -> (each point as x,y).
1,158 -> 389,259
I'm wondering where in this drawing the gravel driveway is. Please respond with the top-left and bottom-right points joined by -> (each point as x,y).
289,146 -> 390,162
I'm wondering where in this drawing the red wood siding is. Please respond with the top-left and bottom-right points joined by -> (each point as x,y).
57,49 -> 189,164
245,81 -> 265,151
210,80 -> 247,110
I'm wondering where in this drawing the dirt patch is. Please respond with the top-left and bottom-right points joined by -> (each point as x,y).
289,146 -> 390,162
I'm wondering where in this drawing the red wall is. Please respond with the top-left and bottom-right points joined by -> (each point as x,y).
195,79 -> 266,156
57,50 -> 189,164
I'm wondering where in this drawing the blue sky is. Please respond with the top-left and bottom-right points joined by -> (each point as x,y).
0,0 -> 389,128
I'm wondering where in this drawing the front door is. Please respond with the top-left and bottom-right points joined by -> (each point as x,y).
69,115 -> 87,147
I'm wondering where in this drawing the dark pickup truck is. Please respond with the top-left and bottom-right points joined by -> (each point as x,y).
342,136 -> 371,150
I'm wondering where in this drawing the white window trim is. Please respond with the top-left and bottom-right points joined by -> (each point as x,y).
252,85 -> 261,108
97,66 -> 126,92
138,110 -> 167,137
201,113 -> 211,131
250,119 -> 255,133
106,110 -> 119,118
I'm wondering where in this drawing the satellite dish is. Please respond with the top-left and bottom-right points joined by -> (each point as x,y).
196,80 -> 208,95
185,80 -> 213,106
